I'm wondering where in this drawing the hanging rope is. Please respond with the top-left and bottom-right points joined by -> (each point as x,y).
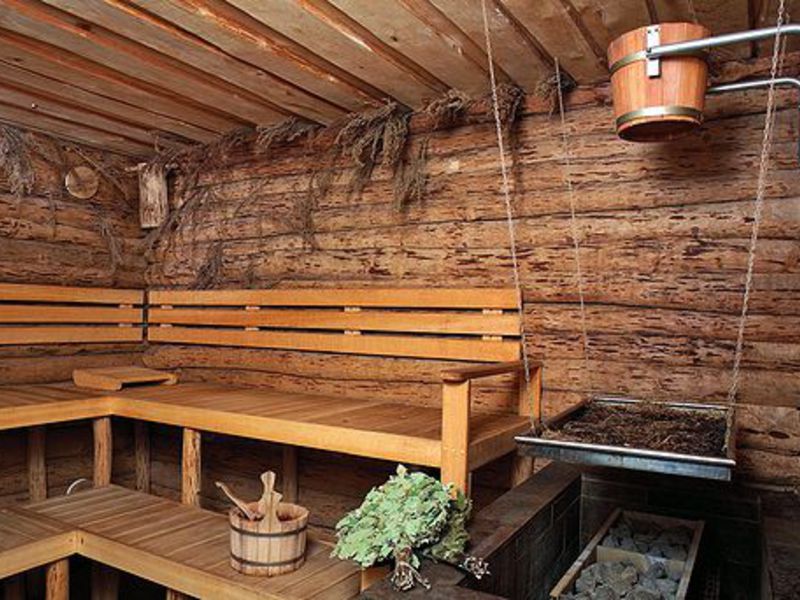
479,0 -> 534,422
726,0 -> 787,406
555,59 -> 593,398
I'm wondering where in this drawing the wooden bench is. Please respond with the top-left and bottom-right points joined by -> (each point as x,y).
0,283 -> 146,500
147,287 -> 541,492
3,485 -> 359,599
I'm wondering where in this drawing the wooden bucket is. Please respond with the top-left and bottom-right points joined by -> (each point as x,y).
608,23 -> 710,142
229,501 -> 309,576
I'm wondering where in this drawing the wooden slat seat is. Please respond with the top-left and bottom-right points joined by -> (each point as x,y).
114,382 -> 530,470
0,383 -> 111,430
0,506 -> 75,579
0,381 -> 530,472
147,287 -> 542,492
21,485 -> 360,599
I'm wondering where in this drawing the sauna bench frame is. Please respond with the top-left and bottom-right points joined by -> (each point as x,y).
0,380 -> 531,477
3,485 -> 360,599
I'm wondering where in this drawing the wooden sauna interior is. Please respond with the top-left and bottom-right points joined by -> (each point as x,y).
0,1 -> 798,599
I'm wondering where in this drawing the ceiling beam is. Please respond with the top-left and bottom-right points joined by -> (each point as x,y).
0,30 -> 238,134
41,0 -> 349,124
0,104 -> 152,156
499,0 -> 608,82
1,0 -> 285,125
138,0 -> 388,114
228,0 -> 446,107
0,61 -> 203,145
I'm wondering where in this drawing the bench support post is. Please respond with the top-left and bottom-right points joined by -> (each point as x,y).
181,428 -> 201,507
511,366 -> 542,487
441,381 -> 471,494
282,445 -> 298,503
45,559 -> 68,600
134,422 -> 150,493
91,565 -> 119,600
93,417 -> 112,487
28,426 -> 47,502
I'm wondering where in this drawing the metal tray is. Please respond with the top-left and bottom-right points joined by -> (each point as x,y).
516,397 -> 736,481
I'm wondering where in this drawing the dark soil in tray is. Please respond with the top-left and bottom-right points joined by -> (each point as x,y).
542,402 -> 727,458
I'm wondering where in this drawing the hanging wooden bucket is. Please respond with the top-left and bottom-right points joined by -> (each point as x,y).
608,23 -> 710,142
229,500 -> 309,576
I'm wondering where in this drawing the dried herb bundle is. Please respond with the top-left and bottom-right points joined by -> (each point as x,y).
256,118 -> 319,155
534,71 -> 577,115
423,89 -> 471,129
0,125 -> 35,197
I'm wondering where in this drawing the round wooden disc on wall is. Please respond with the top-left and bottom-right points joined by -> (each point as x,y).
65,165 -> 100,199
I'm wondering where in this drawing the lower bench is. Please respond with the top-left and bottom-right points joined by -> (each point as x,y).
4,486 -> 360,599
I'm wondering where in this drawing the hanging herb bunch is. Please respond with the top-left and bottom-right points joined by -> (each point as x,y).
333,465 -> 489,591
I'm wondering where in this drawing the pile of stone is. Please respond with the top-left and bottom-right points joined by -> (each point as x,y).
601,518 -> 692,561
561,559 -> 681,600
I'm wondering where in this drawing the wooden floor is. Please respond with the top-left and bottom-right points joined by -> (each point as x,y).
0,382 -> 529,469
22,485 -> 360,599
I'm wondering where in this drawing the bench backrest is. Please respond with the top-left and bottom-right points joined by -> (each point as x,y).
0,283 -> 145,345
148,288 -> 521,362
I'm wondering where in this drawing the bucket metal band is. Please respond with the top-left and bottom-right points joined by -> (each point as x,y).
230,524 -> 308,538
609,49 -> 707,76
231,552 -> 305,568
615,105 -> 703,129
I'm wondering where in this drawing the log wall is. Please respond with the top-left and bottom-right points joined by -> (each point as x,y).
0,130 -> 143,505
144,55 -> 800,504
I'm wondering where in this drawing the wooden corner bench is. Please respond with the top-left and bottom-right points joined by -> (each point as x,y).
145,287 -> 541,493
2,485 -> 359,599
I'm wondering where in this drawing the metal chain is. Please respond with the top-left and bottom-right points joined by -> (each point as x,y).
479,0 -> 534,421
555,59 -> 593,398
727,0 -> 786,405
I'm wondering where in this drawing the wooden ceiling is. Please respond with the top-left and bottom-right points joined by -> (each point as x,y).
0,0 -> 788,157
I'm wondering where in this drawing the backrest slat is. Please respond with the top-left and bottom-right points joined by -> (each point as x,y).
148,308 -> 520,336
149,288 -> 522,363
149,288 -> 518,309
0,283 -> 145,345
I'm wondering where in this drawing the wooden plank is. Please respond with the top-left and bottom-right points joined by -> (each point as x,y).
329,0 -> 496,95
149,288 -> 517,308
427,0 -> 553,90
114,395 -> 443,467
0,80 -> 170,146
40,0 -> 345,124
0,327 -> 144,345
0,60 -> 211,143
0,283 -> 143,304
124,0 -> 386,114
0,33 -> 234,134
150,307 -> 521,335
0,103 -> 151,156
0,306 -> 142,324
568,0 -> 651,51
148,326 -> 519,362
441,381 -> 471,492
27,426 -> 47,502
1,0 -> 284,125
181,428 -> 201,507
228,0 -> 445,107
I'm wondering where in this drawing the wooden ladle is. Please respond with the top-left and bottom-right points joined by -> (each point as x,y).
257,471 -> 283,529
215,481 -> 261,521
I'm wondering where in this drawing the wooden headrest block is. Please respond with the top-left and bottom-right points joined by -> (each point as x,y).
73,366 -> 178,391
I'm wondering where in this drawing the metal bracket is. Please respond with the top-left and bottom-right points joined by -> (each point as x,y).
646,25 -> 661,78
